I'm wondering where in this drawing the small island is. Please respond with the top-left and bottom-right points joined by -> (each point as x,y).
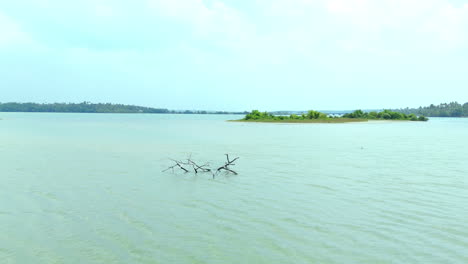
234,109 -> 429,123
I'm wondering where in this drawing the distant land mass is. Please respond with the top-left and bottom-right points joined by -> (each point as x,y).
1,101 -> 467,117
0,102 -> 369,115
0,102 -> 247,115
275,101 -> 468,117
395,102 -> 468,117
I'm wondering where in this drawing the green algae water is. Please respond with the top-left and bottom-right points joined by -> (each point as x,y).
0,113 -> 467,264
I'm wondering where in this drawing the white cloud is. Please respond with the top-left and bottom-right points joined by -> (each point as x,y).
0,12 -> 31,47
422,3 -> 468,48
321,0 -> 468,50
146,0 -> 252,44
3,0 -> 468,53
147,0 -> 212,23
92,3 -> 118,19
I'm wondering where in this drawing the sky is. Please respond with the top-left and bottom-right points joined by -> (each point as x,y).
1,0 -> 468,111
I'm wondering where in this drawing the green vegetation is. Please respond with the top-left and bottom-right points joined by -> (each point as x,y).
396,101 -> 468,117
0,102 -> 169,113
238,109 -> 428,123
243,110 -> 330,121
239,110 -> 364,123
0,102 -> 248,114
343,109 -> 428,121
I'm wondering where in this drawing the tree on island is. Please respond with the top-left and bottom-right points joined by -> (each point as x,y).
244,110 -> 329,121
241,109 -> 428,122
343,109 -> 428,121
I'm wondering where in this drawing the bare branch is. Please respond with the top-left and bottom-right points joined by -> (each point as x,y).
187,159 -> 211,174
218,167 -> 238,175
163,159 -> 189,173
214,154 -> 239,178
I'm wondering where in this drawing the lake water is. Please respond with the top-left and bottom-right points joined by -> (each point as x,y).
0,113 -> 467,264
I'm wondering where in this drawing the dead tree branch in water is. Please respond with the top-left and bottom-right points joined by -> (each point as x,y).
187,159 -> 211,174
163,154 -> 239,178
162,159 -> 189,173
214,154 -> 239,178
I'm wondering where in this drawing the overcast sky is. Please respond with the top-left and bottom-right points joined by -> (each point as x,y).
1,0 -> 468,111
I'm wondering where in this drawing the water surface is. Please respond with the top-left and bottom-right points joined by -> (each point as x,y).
0,113 -> 467,263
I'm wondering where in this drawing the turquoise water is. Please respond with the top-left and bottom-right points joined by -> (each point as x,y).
0,113 -> 467,263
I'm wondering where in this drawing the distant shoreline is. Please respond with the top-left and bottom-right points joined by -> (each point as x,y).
0,102 -> 247,115
0,111 -> 245,115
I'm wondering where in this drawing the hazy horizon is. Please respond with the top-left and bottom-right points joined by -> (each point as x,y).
0,100 -> 465,113
1,0 -> 468,111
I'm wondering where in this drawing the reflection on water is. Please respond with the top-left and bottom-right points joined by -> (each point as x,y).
0,113 -> 467,264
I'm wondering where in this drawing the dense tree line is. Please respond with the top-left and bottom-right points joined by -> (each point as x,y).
0,102 -> 249,114
0,102 -> 169,113
396,102 -> 468,117
244,110 -> 328,121
343,109 -> 428,121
